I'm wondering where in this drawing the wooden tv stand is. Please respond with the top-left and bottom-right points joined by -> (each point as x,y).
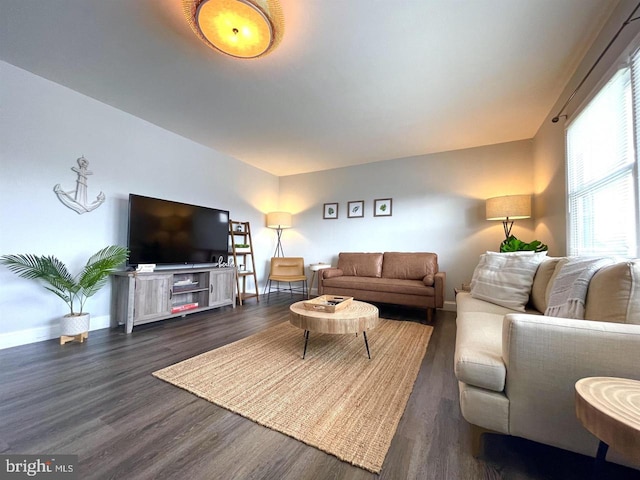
112,266 -> 236,333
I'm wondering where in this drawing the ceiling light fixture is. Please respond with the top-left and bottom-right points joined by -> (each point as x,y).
182,0 -> 284,59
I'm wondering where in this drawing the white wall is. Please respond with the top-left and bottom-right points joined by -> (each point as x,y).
279,140 -> 535,307
0,61 -> 279,348
532,112 -> 567,255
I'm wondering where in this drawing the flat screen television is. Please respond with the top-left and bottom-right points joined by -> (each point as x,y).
127,194 -> 229,267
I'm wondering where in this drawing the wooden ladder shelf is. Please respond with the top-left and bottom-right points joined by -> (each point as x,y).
229,220 -> 259,305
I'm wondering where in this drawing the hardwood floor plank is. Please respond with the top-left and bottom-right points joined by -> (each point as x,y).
0,294 -> 638,479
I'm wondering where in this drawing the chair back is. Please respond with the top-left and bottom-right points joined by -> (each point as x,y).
270,257 -> 305,277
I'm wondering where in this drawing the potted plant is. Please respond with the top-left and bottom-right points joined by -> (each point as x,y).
233,243 -> 251,253
500,235 -> 548,253
0,245 -> 129,339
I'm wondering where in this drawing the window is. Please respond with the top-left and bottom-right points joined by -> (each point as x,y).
566,49 -> 640,257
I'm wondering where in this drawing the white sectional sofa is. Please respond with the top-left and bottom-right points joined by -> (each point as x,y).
454,254 -> 640,468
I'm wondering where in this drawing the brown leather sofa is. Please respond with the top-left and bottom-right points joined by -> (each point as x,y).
318,252 -> 445,322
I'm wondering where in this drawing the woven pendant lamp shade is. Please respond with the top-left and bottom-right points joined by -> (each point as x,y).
183,0 -> 284,59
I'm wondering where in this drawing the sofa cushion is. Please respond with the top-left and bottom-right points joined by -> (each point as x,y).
470,251 -> 547,312
458,382 -> 510,434
322,275 -> 434,296
585,260 -> 640,324
456,290 -> 540,315
530,257 -> 562,313
337,253 -> 383,278
454,309 -> 507,392
381,252 -> 437,285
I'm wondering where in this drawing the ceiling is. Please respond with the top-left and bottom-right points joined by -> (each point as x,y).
0,0 -> 620,176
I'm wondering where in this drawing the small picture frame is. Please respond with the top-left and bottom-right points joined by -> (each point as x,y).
374,198 -> 393,217
347,200 -> 364,218
323,202 -> 339,219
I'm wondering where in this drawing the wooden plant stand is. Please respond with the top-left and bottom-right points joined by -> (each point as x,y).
60,331 -> 88,345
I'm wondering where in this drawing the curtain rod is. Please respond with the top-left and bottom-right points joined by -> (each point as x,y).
551,2 -> 640,123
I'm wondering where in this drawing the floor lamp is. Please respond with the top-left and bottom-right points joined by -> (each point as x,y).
266,211 -> 292,257
486,194 -> 531,241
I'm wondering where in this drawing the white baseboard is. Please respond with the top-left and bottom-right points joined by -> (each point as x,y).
442,300 -> 457,312
0,314 -> 111,350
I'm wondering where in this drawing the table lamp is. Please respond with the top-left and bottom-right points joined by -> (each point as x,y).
486,194 -> 531,240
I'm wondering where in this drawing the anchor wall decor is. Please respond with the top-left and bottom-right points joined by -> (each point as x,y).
53,156 -> 105,214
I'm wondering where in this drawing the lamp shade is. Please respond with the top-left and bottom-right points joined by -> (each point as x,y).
486,195 -> 531,220
183,0 -> 284,59
266,211 -> 292,229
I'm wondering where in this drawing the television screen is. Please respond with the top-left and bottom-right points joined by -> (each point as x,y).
127,194 -> 229,266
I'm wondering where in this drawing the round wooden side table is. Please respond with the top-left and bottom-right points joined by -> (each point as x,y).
307,263 -> 332,299
575,376 -> 640,476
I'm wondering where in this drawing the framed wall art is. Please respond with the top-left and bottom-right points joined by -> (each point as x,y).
347,200 -> 364,218
323,202 -> 339,219
374,198 -> 392,217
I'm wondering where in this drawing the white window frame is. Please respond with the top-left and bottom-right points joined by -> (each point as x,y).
565,36 -> 640,258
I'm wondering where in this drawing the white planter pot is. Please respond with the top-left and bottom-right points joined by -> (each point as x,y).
61,313 -> 90,336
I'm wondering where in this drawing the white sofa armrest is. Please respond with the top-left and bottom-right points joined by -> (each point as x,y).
501,313 -> 640,461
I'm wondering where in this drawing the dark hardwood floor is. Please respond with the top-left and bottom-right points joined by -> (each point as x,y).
0,294 -> 638,479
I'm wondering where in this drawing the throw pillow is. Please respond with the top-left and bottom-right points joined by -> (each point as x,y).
470,251 -> 547,312
584,260 -> 640,324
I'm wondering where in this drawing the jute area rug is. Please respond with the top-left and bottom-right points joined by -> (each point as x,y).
153,319 -> 433,473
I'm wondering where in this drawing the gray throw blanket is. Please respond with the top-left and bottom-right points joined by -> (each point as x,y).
545,257 -> 615,319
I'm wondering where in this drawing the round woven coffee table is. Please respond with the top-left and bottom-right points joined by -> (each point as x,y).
289,300 -> 379,359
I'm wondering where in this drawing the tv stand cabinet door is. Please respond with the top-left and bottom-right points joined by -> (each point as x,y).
134,274 -> 172,324
209,268 -> 235,307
